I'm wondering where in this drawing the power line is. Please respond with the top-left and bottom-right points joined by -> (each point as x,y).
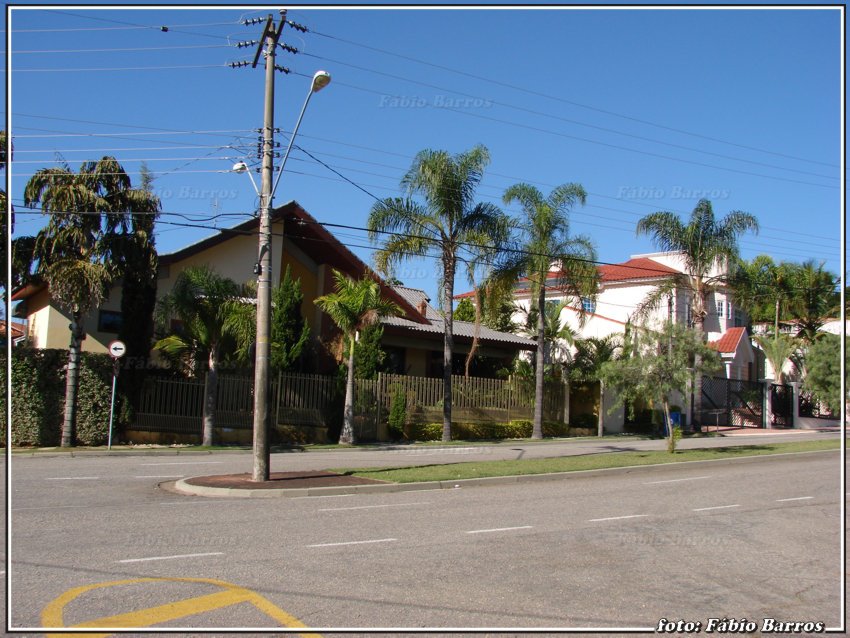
310,28 -> 838,170
14,44 -> 231,54
300,51 -> 837,182
13,63 -> 228,73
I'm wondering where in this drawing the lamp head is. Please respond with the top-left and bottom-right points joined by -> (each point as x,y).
232,161 -> 249,173
311,70 -> 331,93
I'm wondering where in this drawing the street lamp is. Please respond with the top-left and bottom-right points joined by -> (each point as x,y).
249,69 -> 331,482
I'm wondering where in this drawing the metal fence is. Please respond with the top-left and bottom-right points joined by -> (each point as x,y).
798,390 -> 838,419
770,383 -> 793,427
700,376 -> 764,428
134,371 -> 568,440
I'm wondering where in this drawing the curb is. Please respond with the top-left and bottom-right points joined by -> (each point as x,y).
170,448 -> 840,499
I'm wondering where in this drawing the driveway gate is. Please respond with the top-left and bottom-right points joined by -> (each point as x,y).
770,384 -> 793,427
699,376 -> 764,428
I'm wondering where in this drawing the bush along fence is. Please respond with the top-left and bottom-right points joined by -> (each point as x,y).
128,371 -> 582,444
2,348 -> 128,447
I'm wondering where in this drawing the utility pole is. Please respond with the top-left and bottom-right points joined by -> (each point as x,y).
250,12 -> 285,482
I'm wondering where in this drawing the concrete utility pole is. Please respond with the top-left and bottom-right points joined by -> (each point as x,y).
250,12 -> 286,482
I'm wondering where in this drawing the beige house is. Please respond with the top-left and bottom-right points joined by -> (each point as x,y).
13,201 -> 534,375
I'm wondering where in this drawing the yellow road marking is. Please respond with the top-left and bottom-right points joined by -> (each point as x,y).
41,576 -> 322,638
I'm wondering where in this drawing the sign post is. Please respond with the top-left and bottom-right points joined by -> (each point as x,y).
107,341 -> 126,450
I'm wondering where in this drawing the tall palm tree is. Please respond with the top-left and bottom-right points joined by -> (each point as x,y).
569,335 -> 623,436
367,145 -> 508,442
493,183 -> 598,439
315,270 -> 401,444
24,157 -> 146,447
786,260 -> 838,343
752,333 -> 799,384
517,300 -> 577,372
154,265 -> 242,447
635,198 -> 759,426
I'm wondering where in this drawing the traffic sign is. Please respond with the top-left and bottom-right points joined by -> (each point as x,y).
107,340 -> 126,359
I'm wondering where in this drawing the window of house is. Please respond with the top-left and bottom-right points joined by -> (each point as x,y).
716,300 -> 725,317
686,303 -> 693,326
581,297 -> 596,314
98,310 -> 123,334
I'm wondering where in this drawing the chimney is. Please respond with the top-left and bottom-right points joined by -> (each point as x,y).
417,299 -> 427,316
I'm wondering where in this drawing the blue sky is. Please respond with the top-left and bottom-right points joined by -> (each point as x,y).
9,5 -> 843,305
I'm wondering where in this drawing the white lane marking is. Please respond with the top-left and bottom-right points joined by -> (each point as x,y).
118,552 -> 224,564
12,504 -> 92,511
776,496 -> 814,502
159,501 -> 223,506
588,514 -> 649,523
139,461 -> 224,466
644,476 -> 710,485
45,477 -> 100,481
693,504 -> 740,512
306,538 -> 397,548
293,494 -> 355,500
465,526 -> 533,534
134,475 -> 185,479
319,501 -> 431,512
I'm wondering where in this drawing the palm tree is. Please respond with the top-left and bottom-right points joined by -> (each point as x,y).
154,265 -> 242,447
367,145 -> 508,442
785,260 -> 838,343
517,300 -> 577,372
24,157 -> 147,447
752,333 -> 799,384
635,199 -> 759,426
728,255 -> 795,335
493,183 -> 598,439
315,270 -> 401,444
569,335 -> 623,436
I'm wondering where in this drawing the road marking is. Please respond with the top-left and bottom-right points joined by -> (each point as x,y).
693,504 -> 740,512
588,514 -> 649,522
644,476 -> 710,485
133,475 -> 185,479
45,477 -> 100,481
776,496 -> 814,502
293,494 -> 354,500
160,501 -> 223,506
306,538 -> 397,548
41,577 -> 322,637
13,504 -> 93,511
140,461 -> 224,466
465,526 -> 533,534
319,501 -> 431,512
117,552 -> 224,564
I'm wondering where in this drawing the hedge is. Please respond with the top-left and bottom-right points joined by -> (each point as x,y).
2,348 -> 128,447
406,419 -> 572,442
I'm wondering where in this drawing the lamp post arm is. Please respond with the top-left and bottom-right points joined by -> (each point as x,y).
270,86 -> 314,202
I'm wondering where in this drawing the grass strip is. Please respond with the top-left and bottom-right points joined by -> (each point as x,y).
335,438 -> 842,483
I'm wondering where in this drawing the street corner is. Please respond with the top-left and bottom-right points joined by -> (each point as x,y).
40,576 -> 323,637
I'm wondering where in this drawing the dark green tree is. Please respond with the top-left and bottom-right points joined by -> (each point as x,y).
453,298 -> 476,322
802,333 -> 846,414
635,199 -> 758,426
786,260 -> 838,343
569,335 -> 623,436
351,323 -> 386,381
368,145 -> 509,441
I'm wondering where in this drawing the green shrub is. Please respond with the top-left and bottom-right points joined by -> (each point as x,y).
570,413 -> 597,429
75,353 -> 122,446
388,387 -> 407,440
406,419 -> 570,442
668,425 -> 683,453
7,348 -> 127,447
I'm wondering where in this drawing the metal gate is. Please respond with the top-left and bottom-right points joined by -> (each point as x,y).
700,377 -> 764,428
770,384 -> 793,427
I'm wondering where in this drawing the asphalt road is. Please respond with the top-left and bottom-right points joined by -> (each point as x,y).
4,437 -> 845,634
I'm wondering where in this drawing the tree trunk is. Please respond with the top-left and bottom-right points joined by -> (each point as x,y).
533,286 -> 545,439
61,314 -> 84,447
691,290 -> 707,428
597,379 -> 604,437
202,345 -> 218,447
442,260 -> 455,442
340,335 -> 356,445
663,398 -> 675,453
464,287 -> 482,378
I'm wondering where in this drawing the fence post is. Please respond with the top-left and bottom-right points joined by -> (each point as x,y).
789,381 -> 800,428
376,372 -> 383,441
563,380 -> 570,425
763,381 -> 769,429
725,377 -> 732,427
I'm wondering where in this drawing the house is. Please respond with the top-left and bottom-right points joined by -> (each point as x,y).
0,320 -> 27,347
456,251 -> 758,432
11,201 -> 534,376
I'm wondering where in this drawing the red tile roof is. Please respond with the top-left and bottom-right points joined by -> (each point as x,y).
454,257 -> 681,299
707,327 -> 747,354
598,257 -> 680,282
